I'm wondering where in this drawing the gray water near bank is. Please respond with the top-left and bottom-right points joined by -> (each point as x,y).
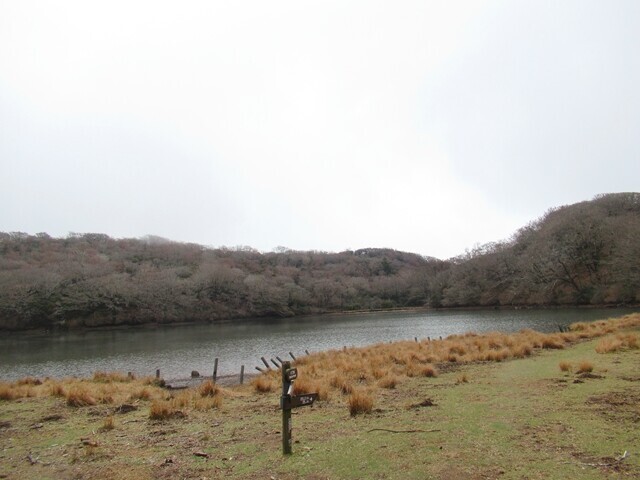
0,308 -> 637,381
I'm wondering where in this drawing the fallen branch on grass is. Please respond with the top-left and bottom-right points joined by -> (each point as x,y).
367,428 -> 441,434
563,450 -> 629,468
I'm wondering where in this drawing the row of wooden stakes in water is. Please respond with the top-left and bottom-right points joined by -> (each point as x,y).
154,335 -> 463,387
160,327 -> 569,386
150,351 -> 310,388
255,350 -> 310,373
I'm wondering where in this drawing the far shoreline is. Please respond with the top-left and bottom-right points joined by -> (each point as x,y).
3,303 -> 638,336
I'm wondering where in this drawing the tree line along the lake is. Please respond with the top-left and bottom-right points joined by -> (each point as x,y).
1,192 -> 638,331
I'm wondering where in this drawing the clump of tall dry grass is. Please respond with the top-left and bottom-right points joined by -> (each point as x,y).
252,376 -> 275,393
273,314 -> 640,399
65,387 -> 97,407
199,380 -> 221,397
541,336 -> 564,349
16,377 -> 42,386
128,386 -> 153,401
595,333 -> 639,353
576,361 -> 594,374
0,382 -> 18,401
149,400 -> 182,420
100,416 -> 115,431
49,382 -> 66,397
558,361 -> 572,372
348,388 -> 374,416
93,371 -> 131,383
377,375 -> 399,389
291,375 -> 330,401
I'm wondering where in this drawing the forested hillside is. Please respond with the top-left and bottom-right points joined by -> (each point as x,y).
1,193 -> 638,330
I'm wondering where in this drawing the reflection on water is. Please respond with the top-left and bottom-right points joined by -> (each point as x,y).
0,308 -> 636,381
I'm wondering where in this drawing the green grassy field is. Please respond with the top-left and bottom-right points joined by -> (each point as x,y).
1,316 -> 638,479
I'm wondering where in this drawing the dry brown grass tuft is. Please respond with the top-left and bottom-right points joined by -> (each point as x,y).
92,371 -> 130,383
595,336 -> 624,353
623,332 -> 639,349
65,387 -> 97,407
576,361 -> 594,374
371,367 -> 389,379
328,373 -> 353,395
558,361 -> 572,372
100,416 -> 115,431
252,375 -> 274,393
291,376 -> 317,395
456,373 -> 469,384
49,382 -> 66,397
541,336 -> 565,349
448,342 -> 467,356
149,400 -> 182,420
16,377 -> 42,386
348,388 -> 374,416
485,348 -> 510,362
198,380 -> 221,397
128,386 -> 153,401
377,375 -> 399,389
0,383 -> 18,401
193,395 -> 223,411
420,364 -> 439,377
512,343 -> 533,358
596,333 -> 639,353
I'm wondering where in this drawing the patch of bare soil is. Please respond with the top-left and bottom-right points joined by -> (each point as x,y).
578,372 -> 604,379
517,422 -> 573,450
587,390 -> 640,423
432,465 -> 505,480
408,398 -> 437,409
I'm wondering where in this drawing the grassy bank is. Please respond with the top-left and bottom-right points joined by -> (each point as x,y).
1,314 -> 639,479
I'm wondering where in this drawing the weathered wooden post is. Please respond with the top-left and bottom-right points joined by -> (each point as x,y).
213,358 -> 219,383
156,369 -> 160,379
280,361 -> 318,455
281,361 -> 294,455
240,365 -> 245,385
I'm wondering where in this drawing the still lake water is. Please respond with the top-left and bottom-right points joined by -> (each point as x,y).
0,308 -> 637,381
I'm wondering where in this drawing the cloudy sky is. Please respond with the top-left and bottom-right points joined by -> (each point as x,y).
1,1 -> 638,259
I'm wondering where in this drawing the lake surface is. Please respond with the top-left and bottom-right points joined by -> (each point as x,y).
1,307 -> 637,381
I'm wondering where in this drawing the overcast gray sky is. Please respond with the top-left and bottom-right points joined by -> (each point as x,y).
1,0 -> 639,259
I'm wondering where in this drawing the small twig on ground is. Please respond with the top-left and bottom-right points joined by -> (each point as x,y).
367,428 -> 441,434
563,450 -> 629,468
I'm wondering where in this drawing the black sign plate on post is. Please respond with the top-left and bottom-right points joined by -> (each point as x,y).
281,393 -> 318,410
280,361 -> 318,455
290,393 -> 318,408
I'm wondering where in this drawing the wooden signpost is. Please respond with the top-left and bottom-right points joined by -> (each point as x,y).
280,361 -> 317,455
